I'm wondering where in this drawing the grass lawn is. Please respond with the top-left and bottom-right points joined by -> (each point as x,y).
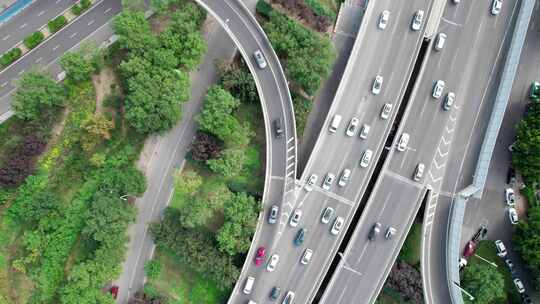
467,240 -> 521,304
398,222 -> 422,267
319,0 -> 339,13
151,250 -> 228,304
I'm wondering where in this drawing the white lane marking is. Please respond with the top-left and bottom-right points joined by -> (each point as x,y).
287,136 -> 294,144
20,23 -> 27,29
35,57 -> 43,63
441,136 -> 450,146
104,8 -> 112,14
88,19 -> 95,26
287,145 -> 294,153
441,17 -> 462,27
270,175 -> 285,181
437,146 -> 448,157
17,69 -> 25,76
37,10 -> 45,17
433,158 -> 445,170
2,34 -> 10,41
70,32 -> 78,39
1,82 -> 8,88
55,0 -> 61,3
53,44 -> 61,51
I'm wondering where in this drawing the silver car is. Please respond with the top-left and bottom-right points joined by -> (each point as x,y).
330,217 -> 344,236
360,149 -> 373,168
378,10 -> 390,30
492,0 -> 503,15
322,173 -> 335,190
267,254 -> 280,272
413,163 -> 425,181
380,103 -> 393,119
359,124 -> 370,140
432,80 -> 445,99
253,50 -> 267,69
411,10 -> 424,31
338,168 -> 351,187
434,33 -> 447,51
372,75 -> 383,95
268,205 -> 279,224
508,207 -> 518,225
397,133 -> 410,152
443,92 -> 455,111
304,174 -> 318,192
289,209 -> 302,227
346,117 -> 359,137
321,207 -> 334,224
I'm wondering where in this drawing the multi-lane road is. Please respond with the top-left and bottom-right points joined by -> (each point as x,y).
320,0 -> 519,303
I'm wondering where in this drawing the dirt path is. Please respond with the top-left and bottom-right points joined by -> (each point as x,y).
92,66 -> 118,114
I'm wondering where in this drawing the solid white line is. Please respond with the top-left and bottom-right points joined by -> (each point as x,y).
35,57 -> 42,63
17,70 -> 25,76
88,20 -> 95,26
38,10 -> 45,17
2,35 -> 10,41
104,8 -> 112,14
20,23 -> 27,29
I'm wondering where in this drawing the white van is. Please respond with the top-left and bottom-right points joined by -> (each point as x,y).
243,276 -> 255,295
329,115 -> 342,133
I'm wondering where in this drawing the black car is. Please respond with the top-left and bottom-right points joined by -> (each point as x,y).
507,167 -> 517,185
368,223 -> 382,241
269,286 -> 281,301
505,258 -> 515,273
522,293 -> 534,304
472,225 -> 488,242
294,228 -> 306,246
273,118 -> 283,138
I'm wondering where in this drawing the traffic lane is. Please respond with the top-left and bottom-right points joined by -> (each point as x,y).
0,0 -> 74,53
422,195 -> 452,304
238,192 -> 351,303
320,174 -> 425,303
0,0 -> 121,98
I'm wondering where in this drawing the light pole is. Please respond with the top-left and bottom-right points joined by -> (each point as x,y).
474,254 -> 498,268
453,281 -> 474,301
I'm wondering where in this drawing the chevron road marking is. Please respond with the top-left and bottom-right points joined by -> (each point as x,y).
441,136 -> 451,146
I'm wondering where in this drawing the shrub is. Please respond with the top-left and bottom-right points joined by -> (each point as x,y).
190,131 -> 222,162
72,0 -> 92,15
305,0 -> 336,20
23,31 -> 45,50
0,47 -> 22,68
256,0 -> 273,17
48,15 -> 67,33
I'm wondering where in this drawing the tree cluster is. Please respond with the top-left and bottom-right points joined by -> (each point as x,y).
385,261 -> 423,303
113,4 -> 206,134
12,71 -> 65,121
190,131 -> 222,162
514,206 -> 540,283
0,135 -> 46,188
220,60 -> 259,104
268,0 -> 332,32
461,262 -> 506,304
258,4 -> 335,96
512,102 -> 540,185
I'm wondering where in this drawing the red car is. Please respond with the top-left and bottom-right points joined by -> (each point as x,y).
109,286 -> 119,299
463,240 -> 477,257
254,247 -> 266,266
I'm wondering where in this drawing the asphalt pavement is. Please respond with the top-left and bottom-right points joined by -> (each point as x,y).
321,0 -> 520,303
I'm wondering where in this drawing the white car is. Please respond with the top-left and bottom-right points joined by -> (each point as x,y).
492,0 -> 503,15
338,168 -> 351,187
330,217 -> 344,235
289,209 -> 302,227
432,80 -> 445,99
434,33 -> 447,51
253,50 -> 267,69
300,249 -> 313,265
413,163 -> 425,181
495,240 -> 507,257
359,124 -> 370,140
304,174 -> 318,192
372,75 -> 383,95
346,117 -> 360,136
411,10 -> 424,31
321,207 -> 334,224
453,0 -> 460,3
378,10 -> 390,30
385,227 -> 397,239
505,188 -> 516,206
514,278 -> 525,294
283,291 -> 295,304
443,92 -> 455,111
508,207 -> 518,225
322,173 -> 335,191
266,254 -> 280,272
380,103 -> 393,119
397,133 -> 410,152
360,149 -> 373,168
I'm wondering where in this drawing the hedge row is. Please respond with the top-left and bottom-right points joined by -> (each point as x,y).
0,47 -> 22,68
48,15 -> 67,33
23,31 -> 45,50
72,0 -> 92,15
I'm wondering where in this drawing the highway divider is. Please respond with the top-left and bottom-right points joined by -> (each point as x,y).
0,0 -> 96,70
445,1 -> 536,303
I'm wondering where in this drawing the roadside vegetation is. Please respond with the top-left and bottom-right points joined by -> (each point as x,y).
256,0 -> 336,138
0,0 -> 206,302
511,100 -> 540,291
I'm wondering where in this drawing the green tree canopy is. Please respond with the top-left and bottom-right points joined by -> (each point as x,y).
512,103 -> 540,184
12,71 -> 65,120
207,148 -> 246,178
59,51 -> 95,83
178,182 -> 232,228
514,206 -> 540,274
461,262 -> 506,304
113,11 -> 157,54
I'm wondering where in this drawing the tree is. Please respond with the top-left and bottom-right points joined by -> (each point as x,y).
197,85 -> 240,141
178,182 -> 232,228
144,260 -> 162,281
512,103 -> 540,184
514,206 -> 540,275
217,192 -> 259,255
207,148 -> 246,178
12,71 -> 64,120
461,262 -> 506,304
113,11 -> 157,54
190,131 -> 222,162
0,136 -> 47,188
220,63 -> 259,104
80,113 -> 114,152
122,0 -> 146,11
173,169 -> 203,196
60,51 -> 95,83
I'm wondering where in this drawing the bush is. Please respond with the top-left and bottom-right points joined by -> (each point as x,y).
23,31 -> 45,50
48,15 -> 67,33
292,93 -> 312,138
72,0 -> 92,15
0,136 -> 47,187
270,0 -> 332,32
305,0 -> 336,20
256,0 -> 273,17
190,131 -> 222,162
0,47 -> 22,68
